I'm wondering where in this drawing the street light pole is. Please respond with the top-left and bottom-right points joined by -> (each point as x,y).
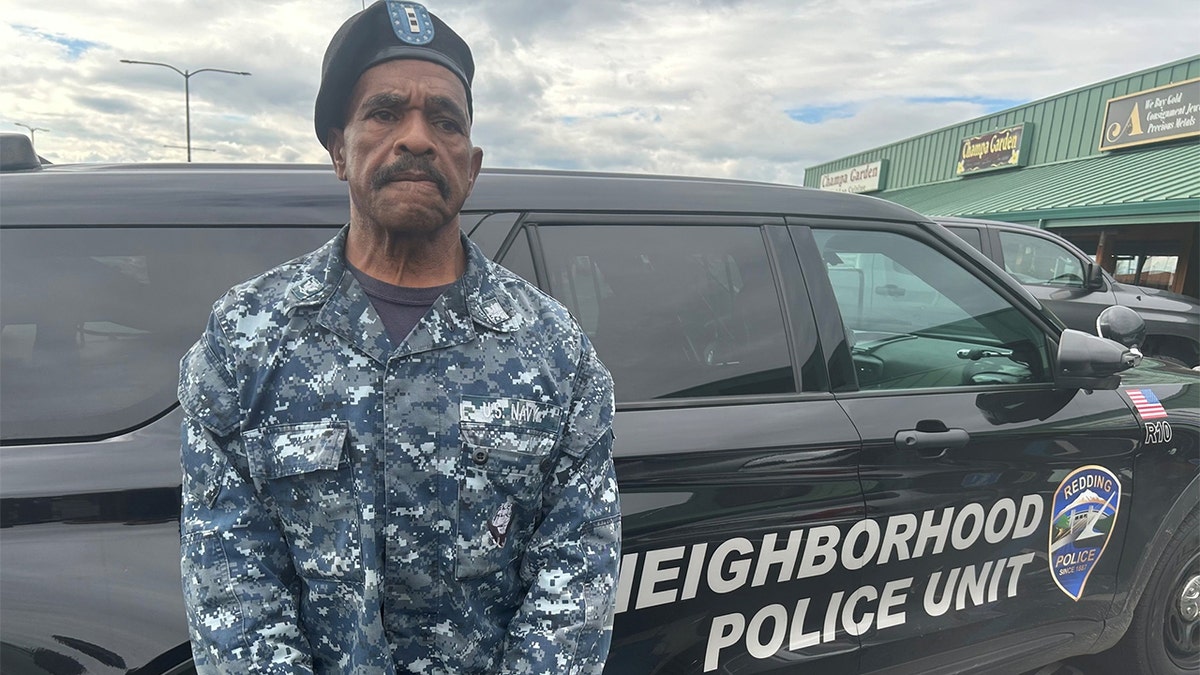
163,144 -> 217,154
120,59 -> 251,162
13,122 -> 49,152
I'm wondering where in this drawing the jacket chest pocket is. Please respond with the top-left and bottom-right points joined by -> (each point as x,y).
243,421 -> 363,582
456,397 -> 562,580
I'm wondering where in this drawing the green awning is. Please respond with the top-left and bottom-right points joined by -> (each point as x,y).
879,142 -> 1200,227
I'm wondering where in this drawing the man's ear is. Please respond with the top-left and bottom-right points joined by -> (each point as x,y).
467,146 -> 484,190
327,128 -> 348,181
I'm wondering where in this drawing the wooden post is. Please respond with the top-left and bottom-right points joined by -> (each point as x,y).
1095,229 -> 1117,274
1169,223 -> 1193,295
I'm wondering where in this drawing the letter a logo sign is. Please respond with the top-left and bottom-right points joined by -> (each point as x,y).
1049,465 -> 1121,600
1106,102 -> 1145,144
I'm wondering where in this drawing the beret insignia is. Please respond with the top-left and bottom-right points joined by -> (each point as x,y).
387,1 -> 435,45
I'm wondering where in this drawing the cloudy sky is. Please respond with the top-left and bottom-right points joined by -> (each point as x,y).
2,1 -> 1196,185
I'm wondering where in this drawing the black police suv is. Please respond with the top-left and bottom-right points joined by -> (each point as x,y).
1,133 -> 1197,675
936,216 -> 1200,369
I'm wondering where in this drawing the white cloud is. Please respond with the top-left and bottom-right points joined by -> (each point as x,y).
2,0 -> 1196,182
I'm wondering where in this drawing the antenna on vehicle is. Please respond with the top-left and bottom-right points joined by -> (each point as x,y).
0,133 -> 44,172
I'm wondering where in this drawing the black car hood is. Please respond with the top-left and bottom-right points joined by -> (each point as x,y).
1113,281 -> 1200,312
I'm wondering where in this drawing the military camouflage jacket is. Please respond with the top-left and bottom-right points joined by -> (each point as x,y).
179,228 -> 619,674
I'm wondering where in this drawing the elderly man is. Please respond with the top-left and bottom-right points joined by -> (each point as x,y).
177,2 -> 620,673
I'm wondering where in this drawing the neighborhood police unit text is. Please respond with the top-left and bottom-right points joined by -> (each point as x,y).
614,494 -> 1045,671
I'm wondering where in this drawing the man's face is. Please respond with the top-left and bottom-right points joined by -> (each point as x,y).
328,59 -> 483,238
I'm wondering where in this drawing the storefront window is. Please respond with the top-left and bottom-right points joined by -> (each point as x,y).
1113,254 -> 1179,291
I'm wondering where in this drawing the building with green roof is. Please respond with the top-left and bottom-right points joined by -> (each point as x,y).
804,56 -> 1199,298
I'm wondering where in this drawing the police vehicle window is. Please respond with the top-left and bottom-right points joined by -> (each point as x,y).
465,212 -> 520,260
0,227 -> 335,442
497,226 -> 537,286
998,230 -> 1085,287
458,212 -> 484,236
814,228 -> 1051,391
537,225 -> 796,402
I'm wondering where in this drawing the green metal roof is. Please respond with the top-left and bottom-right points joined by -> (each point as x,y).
879,141 -> 1200,227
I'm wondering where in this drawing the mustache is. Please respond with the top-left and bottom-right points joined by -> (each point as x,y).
370,155 -> 450,198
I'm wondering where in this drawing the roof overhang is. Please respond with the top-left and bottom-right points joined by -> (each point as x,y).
879,141 -> 1200,228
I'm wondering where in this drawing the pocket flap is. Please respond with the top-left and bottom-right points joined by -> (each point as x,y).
243,422 -> 348,479
178,342 -> 240,437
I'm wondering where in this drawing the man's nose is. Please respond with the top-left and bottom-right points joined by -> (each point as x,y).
393,116 -> 436,156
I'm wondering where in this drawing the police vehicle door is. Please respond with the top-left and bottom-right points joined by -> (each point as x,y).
794,221 -> 1143,674
495,215 -> 867,674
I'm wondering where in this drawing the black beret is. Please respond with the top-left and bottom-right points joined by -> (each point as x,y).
314,1 -> 474,148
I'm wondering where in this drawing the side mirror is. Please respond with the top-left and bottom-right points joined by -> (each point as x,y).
1084,262 -> 1104,291
1056,328 -> 1141,390
1096,305 -> 1146,350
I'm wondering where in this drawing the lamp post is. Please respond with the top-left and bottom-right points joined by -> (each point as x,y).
163,144 -> 216,156
13,123 -> 48,152
120,59 -> 251,162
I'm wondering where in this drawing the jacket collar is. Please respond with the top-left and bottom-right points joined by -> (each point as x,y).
282,226 -> 521,363
458,230 -> 522,334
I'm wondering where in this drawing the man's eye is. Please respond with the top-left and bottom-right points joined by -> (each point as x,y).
435,119 -> 464,134
371,110 -> 397,122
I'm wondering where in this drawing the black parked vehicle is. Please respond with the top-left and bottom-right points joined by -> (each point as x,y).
1,133 -> 1197,675
937,216 -> 1200,368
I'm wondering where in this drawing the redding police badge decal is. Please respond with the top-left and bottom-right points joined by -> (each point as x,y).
1049,465 -> 1121,600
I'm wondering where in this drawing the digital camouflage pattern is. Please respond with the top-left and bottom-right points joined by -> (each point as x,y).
179,228 -> 619,674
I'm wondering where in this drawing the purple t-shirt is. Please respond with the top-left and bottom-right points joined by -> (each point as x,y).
348,263 -> 455,346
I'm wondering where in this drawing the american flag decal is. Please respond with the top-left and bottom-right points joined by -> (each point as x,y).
1126,388 -> 1168,420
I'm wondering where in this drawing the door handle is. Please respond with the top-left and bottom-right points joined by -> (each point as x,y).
894,428 -> 970,458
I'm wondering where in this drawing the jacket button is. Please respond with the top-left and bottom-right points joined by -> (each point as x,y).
540,457 -> 554,472
472,449 -> 489,465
